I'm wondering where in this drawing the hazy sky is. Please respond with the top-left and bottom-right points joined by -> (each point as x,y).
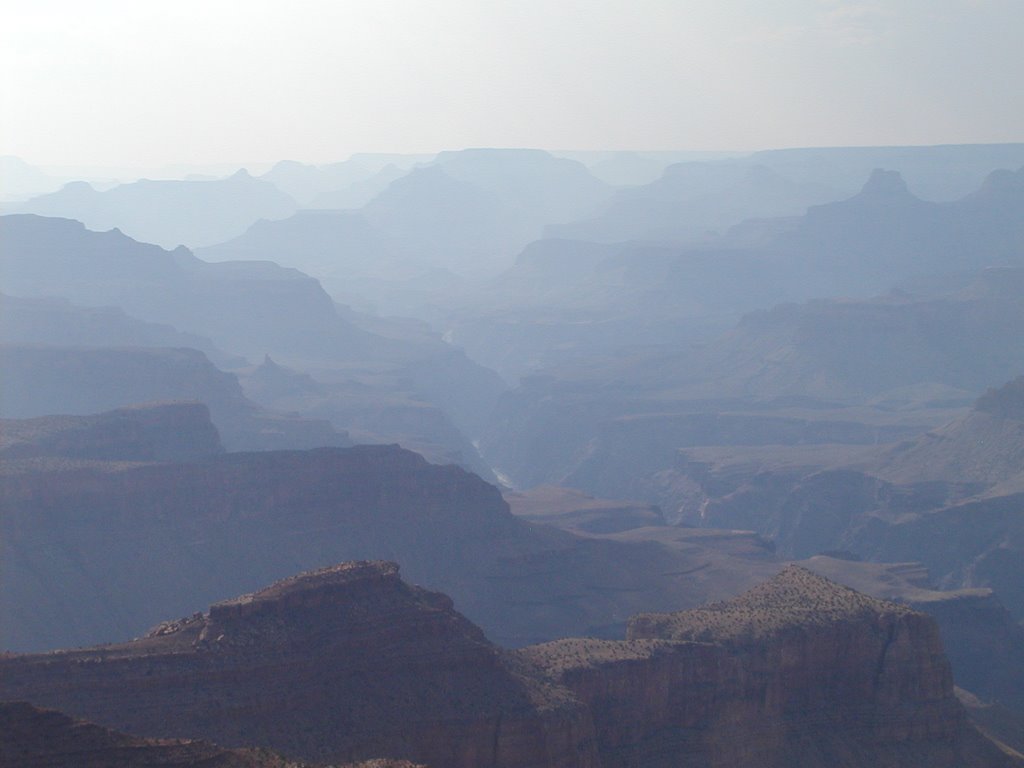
3,0 -> 1022,167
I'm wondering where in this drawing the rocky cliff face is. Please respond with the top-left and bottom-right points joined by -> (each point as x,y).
0,402 -> 224,464
519,566 -> 1018,768
0,561 -> 598,768
1,442 -> 791,652
2,563 -> 1015,768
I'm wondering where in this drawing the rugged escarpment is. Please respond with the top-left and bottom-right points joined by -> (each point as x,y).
2,563 -> 1016,768
0,402 -> 224,464
0,561 -> 597,768
519,566 -> 1017,768
1,442 -> 787,652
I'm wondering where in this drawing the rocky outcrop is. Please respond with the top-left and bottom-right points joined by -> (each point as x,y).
0,562 -> 598,768
519,566 -> 1017,767
0,402 -> 224,464
0,701 -> 295,768
798,556 -> 1024,714
2,563 -> 1016,768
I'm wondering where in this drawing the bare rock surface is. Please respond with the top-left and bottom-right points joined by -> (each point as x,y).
2,563 -> 1016,768
0,561 -> 597,768
521,566 -> 1018,767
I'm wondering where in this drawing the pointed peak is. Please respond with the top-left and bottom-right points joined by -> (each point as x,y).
859,168 -> 911,199
974,375 -> 1024,420
251,354 -> 290,377
975,166 -> 1024,197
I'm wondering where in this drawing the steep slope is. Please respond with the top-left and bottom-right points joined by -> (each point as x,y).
0,155 -> 63,200
2,564 -> 1015,768
0,562 -> 598,768
799,556 -> 1024,715
872,375 -> 1024,488
518,566 -> 1017,768
0,443 -> 782,651
0,214 -> 371,364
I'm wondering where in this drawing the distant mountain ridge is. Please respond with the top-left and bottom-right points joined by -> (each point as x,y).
0,345 -> 350,453
1,213 -> 508,458
13,169 -> 297,248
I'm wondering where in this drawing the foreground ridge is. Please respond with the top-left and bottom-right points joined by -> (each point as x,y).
628,563 -> 913,642
1,562 -> 1018,768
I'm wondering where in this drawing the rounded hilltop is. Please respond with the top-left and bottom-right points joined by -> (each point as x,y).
629,564 -> 915,643
212,560 -> 401,609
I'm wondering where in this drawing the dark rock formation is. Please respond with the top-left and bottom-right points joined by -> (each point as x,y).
798,556 -> 1024,715
520,566 -> 1018,767
0,444 -> 778,651
0,562 -> 598,768
0,701 -> 295,768
0,402 -> 224,463
1,563 -> 1016,768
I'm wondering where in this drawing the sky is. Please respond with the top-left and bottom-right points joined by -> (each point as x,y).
2,0 -> 1023,169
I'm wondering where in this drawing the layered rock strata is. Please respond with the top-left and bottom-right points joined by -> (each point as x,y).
0,443 -> 781,652
0,402 -> 224,464
0,561 -> 597,768
1,563 -> 1016,768
518,566 -> 1018,767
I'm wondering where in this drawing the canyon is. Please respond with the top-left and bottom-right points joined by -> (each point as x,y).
0,563 -> 1016,767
